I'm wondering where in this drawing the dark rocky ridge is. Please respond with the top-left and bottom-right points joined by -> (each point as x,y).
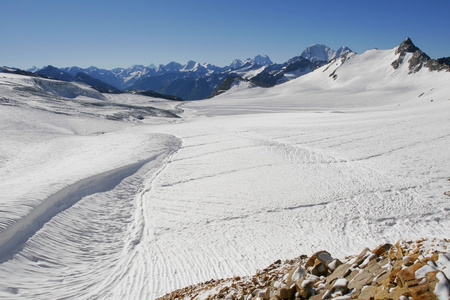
392,38 -> 450,73
0,66 -> 49,79
207,76 -> 264,99
31,65 -> 182,100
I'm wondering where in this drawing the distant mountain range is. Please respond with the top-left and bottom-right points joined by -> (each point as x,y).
8,40 -> 448,101
26,44 -> 353,100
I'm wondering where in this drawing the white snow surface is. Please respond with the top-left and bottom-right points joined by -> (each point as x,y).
0,45 -> 449,299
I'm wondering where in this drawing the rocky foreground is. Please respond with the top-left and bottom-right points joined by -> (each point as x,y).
158,239 -> 449,300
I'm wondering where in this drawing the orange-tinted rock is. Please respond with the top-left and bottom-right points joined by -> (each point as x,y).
348,269 -> 374,290
325,263 -> 351,287
372,243 -> 393,256
306,251 -> 333,268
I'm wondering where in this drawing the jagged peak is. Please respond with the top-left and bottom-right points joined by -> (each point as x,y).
390,38 -> 450,73
396,37 -> 420,54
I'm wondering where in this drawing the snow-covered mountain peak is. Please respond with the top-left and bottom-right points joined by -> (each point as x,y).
87,66 -> 100,72
253,55 -> 273,65
335,46 -> 353,58
241,55 -> 273,67
229,59 -> 243,69
128,65 -> 146,71
181,60 -> 206,73
301,44 -> 335,62
301,44 -> 352,62
26,66 -> 40,73
162,61 -> 183,73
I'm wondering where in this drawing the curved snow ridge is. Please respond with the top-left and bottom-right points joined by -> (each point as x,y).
0,155 -> 164,263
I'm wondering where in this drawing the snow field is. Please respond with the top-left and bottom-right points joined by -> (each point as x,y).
136,103 -> 449,296
0,44 -> 449,299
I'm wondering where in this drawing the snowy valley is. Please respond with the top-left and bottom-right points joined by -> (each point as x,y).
0,38 -> 449,299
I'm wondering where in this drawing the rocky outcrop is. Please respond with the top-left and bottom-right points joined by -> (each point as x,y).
392,38 -> 450,73
158,239 -> 449,300
207,76 -> 266,98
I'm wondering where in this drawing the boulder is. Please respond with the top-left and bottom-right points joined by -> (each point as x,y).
348,269 -> 375,291
331,278 -> 348,296
295,278 -> 314,299
352,247 -> 371,267
325,263 -> 351,286
309,259 -> 329,276
306,251 -> 333,268
372,243 -> 393,256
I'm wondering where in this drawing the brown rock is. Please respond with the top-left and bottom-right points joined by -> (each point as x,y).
287,266 -> 306,284
372,243 -> 393,256
397,261 -> 426,287
348,269 -> 374,290
395,242 -> 405,259
431,252 -> 439,262
374,271 -> 388,285
402,253 -> 420,266
387,265 -> 402,286
258,288 -> 271,300
309,291 -> 325,300
357,285 -> 379,299
295,278 -> 314,299
309,260 -> 329,276
378,257 -> 389,267
397,267 -> 416,287
364,258 -> 383,276
346,269 -> 360,282
306,251 -> 333,268
279,286 -> 293,299
352,247 -> 371,267
331,278 -> 348,296
405,278 -> 422,288
413,292 -> 439,300
325,263 -> 351,286
373,286 -> 411,300
410,283 -> 430,297
327,258 -> 343,271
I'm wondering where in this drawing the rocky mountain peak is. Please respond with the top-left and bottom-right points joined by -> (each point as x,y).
392,37 -> 449,73
396,37 -> 420,54
37,65 -> 75,82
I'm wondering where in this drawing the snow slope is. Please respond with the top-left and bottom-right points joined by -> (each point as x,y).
0,43 -> 449,299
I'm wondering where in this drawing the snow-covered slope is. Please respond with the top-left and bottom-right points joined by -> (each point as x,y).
194,42 -> 449,114
0,39 -> 449,299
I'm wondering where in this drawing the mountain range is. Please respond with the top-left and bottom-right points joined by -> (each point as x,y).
27,44 -> 353,100
7,39 -> 450,102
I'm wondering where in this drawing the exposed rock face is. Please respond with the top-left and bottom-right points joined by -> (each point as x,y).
157,239 -> 450,300
207,76 -> 266,98
392,38 -> 450,73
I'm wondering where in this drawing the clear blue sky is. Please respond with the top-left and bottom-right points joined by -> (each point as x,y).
1,0 -> 449,70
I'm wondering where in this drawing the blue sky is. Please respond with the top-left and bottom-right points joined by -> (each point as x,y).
1,0 -> 449,69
